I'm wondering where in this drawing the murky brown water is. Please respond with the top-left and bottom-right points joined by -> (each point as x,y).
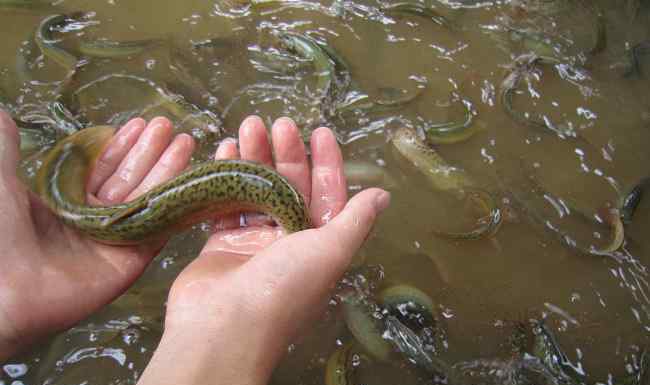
1,0 -> 650,384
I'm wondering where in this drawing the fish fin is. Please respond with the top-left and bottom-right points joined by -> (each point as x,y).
101,202 -> 146,227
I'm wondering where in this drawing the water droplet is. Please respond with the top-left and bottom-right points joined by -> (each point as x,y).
3,364 -> 27,379
320,209 -> 333,224
122,328 -> 140,345
441,308 -> 454,319
161,256 -> 175,269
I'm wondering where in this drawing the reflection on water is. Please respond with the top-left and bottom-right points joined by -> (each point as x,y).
1,0 -> 650,383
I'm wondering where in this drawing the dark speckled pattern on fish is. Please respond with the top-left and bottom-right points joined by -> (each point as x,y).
36,126 -> 311,245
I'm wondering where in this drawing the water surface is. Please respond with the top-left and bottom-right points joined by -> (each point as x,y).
1,0 -> 650,384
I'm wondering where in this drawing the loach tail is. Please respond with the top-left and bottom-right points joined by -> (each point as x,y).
36,126 -> 117,207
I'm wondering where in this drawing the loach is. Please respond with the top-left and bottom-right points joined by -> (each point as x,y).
35,126 -> 311,244
391,126 -> 502,240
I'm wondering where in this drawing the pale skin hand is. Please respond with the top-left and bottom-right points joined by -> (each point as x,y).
0,111 -> 390,385
139,116 -> 390,385
0,112 -> 196,361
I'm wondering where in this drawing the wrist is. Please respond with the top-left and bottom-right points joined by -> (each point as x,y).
0,337 -> 16,364
0,306 -> 20,363
138,294 -> 290,385
138,321 -> 274,385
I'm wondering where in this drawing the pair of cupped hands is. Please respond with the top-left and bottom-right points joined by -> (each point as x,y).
0,111 -> 390,384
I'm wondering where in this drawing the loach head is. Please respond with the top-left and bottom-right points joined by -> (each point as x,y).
273,31 -> 304,55
391,126 -> 430,155
36,126 -> 116,206
391,126 -> 421,144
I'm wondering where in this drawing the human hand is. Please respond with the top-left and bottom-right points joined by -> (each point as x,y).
0,112 -> 195,361
137,117 -> 390,385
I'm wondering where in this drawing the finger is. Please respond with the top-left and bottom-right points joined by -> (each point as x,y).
0,110 -> 19,178
239,116 -> 273,166
214,137 -> 241,231
87,118 -> 146,194
309,127 -> 347,227
1,110 -> 48,244
314,188 -> 390,263
215,138 -> 239,160
272,117 -> 311,206
96,117 -> 173,204
0,110 -> 28,210
125,134 -> 195,200
257,188 -> 389,278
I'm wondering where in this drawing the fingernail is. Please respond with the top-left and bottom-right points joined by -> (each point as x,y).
274,116 -> 296,127
149,116 -> 171,130
122,122 -> 141,137
374,190 -> 391,212
220,137 -> 237,145
149,122 -> 165,132
99,188 -> 120,205
310,127 -> 336,156
119,118 -> 145,134
241,115 -> 263,131
170,134 -> 194,156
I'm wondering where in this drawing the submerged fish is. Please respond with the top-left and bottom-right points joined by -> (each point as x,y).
620,177 -> 649,224
78,38 -> 162,59
324,343 -> 357,385
391,126 -> 502,240
35,13 -> 81,72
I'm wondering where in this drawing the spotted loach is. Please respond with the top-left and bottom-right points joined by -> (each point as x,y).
35,125 -> 311,244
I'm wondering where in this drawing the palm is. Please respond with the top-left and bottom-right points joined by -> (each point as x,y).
199,116 -> 347,257
2,206 -> 155,343
0,116 -> 188,350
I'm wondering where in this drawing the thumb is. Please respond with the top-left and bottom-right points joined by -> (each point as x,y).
316,187 -> 391,264
241,187 -> 390,341
0,110 -> 19,178
0,109 -> 37,243
252,187 -> 390,294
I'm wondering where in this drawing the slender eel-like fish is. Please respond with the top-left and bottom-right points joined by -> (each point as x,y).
35,126 -> 311,244
391,126 -> 502,240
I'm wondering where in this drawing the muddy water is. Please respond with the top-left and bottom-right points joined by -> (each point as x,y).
1,0 -> 650,384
